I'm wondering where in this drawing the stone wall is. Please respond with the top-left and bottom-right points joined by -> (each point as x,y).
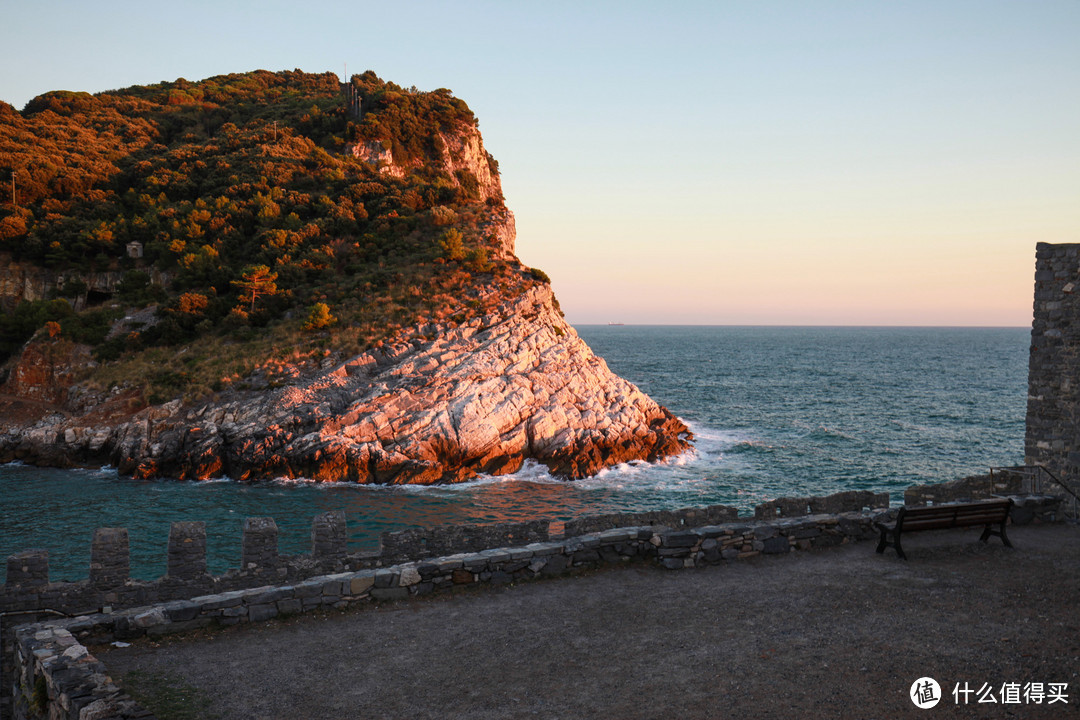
905,473 -> 1022,506
1027,243 -> 1080,490
0,484 -> 1058,618
1,486 -> 1066,720
6,510 -> 885,720
9,624 -> 146,720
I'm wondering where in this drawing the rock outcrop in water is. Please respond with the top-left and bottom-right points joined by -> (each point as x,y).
0,69 -> 692,482
0,279 -> 691,482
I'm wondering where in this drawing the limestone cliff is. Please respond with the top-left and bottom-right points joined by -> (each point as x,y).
0,277 -> 691,482
0,69 -> 692,482
349,123 -> 517,260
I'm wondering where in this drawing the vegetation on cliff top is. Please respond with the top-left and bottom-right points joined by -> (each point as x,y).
0,69 -> 546,403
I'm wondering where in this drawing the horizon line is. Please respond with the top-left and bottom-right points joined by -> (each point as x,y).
572,323 -> 1031,330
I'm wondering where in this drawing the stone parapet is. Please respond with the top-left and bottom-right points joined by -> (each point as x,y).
2,484 -> 1069,619
90,528 -> 130,591
904,473 -> 1024,506
241,517 -> 279,570
754,490 -> 889,519
2,492 -> 1068,719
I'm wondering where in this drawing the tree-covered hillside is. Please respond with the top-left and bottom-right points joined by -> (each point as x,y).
0,69 -> 541,404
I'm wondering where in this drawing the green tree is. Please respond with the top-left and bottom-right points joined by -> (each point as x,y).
303,302 -> 336,330
231,265 -> 278,312
439,228 -> 466,261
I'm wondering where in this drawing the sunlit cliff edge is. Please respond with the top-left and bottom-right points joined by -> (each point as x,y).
0,69 -> 691,482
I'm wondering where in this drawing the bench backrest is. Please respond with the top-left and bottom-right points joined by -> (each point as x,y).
897,499 -> 1013,533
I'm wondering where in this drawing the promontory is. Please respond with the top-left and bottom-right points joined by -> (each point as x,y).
0,69 -> 692,483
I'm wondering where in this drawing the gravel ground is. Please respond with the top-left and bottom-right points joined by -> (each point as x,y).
96,524 -> 1080,720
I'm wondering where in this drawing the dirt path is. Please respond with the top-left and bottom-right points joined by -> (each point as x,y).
97,524 -> 1080,720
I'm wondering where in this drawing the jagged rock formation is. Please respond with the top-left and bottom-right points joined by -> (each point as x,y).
0,69 -> 693,482
0,280 -> 691,482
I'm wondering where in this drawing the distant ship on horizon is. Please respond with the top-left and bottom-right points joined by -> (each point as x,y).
608,322 -> 625,326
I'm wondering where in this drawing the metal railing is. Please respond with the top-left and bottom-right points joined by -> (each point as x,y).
990,464 -> 1080,519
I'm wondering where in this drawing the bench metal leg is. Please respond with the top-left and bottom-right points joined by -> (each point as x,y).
876,529 -> 906,559
980,522 -> 1013,548
894,535 -> 907,560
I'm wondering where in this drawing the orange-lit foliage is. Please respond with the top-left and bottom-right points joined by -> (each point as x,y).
176,292 -> 209,315
0,69 -> 521,379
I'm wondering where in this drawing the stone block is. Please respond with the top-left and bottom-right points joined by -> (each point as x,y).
166,521 -> 208,580
463,556 -> 489,572
162,600 -> 200,622
349,575 -> 376,595
762,536 -> 790,554
132,608 -> 166,629
192,590 -> 246,610
321,579 -> 346,596
276,598 -> 302,615
572,549 -> 601,564
6,549 -> 49,588
540,554 -> 569,576
398,566 -> 422,586
89,528 -> 129,589
374,570 -> 398,589
248,603 -> 277,622
292,580 -> 326,599
242,517 -> 279,570
662,531 -> 699,548
311,510 -> 347,559
524,542 -> 564,557
753,525 -> 778,540
247,586 -> 293,605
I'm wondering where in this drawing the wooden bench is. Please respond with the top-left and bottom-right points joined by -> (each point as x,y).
875,498 -> 1014,560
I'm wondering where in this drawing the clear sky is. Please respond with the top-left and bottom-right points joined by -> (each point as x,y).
3,1 -> 1078,326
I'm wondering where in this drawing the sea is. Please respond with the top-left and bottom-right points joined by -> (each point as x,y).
0,326 -> 1029,582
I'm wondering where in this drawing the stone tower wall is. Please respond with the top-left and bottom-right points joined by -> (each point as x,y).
1026,243 -> 1080,483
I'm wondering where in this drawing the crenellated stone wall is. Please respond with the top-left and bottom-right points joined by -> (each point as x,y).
1,483 -> 1063,618
1,484 -> 1067,720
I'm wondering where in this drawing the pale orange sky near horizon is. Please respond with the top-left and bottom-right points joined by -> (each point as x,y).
2,1 -> 1077,327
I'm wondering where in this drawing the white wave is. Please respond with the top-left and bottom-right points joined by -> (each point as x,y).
195,475 -> 236,484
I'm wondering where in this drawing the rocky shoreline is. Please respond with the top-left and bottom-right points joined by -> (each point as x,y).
0,280 -> 692,483
0,74 -> 692,483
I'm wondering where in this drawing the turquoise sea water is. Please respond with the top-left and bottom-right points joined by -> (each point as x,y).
0,326 -> 1029,582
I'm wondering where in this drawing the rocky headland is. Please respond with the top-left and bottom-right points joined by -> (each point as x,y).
0,69 -> 691,482
0,279 -> 691,482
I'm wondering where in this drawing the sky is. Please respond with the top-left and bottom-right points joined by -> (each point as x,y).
2,1 -> 1078,326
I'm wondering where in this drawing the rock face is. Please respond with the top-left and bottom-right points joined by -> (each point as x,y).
0,280 -> 692,483
6,339 -> 92,406
350,124 -> 505,203
0,84 -> 691,483
0,255 -> 170,312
